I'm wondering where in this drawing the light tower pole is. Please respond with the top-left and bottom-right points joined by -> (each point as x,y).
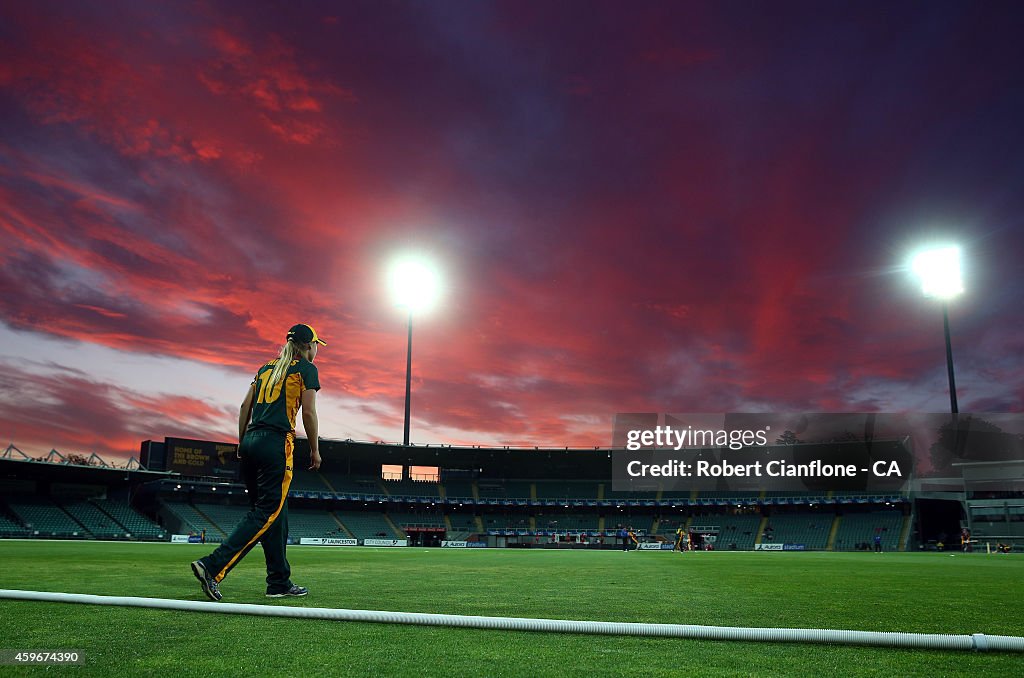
388,256 -> 441,446
911,245 -> 964,414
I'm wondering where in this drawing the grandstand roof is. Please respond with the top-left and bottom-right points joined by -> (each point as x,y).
0,456 -> 171,485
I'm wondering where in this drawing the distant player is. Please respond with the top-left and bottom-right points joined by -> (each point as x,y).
674,524 -> 686,552
873,532 -> 882,553
960,527 -> 971,553
628,527 -> 640,551
191,323 -> 326,601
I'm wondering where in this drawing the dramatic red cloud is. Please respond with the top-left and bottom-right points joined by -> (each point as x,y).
0,364 -> 234,461
1,1 -> 1022,462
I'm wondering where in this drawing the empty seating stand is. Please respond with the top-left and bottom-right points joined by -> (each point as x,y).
483,515 -> 532,533
442,479 -> 475,500
0,509 -> 29,537
7,497 -> 86,538
61,500 -> 126,540
762,514 -> 832,549
389,511 -> 445,530
91,498 -> 166,540
288,509 -> 348,539
290,468 -> 331,492
335,511 -> 402,539
534,482 -> 600,500
446,514 -> 477,539
321,474 -> 383,496
533,513 -> 600,532
477,481 -> 533,500
688,514 -> 762,550
162,501 -> 226,541
832,510 -> 904,551
382,479 -> 440,498
195,503 -> 250,536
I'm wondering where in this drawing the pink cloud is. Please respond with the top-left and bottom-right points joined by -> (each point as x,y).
0,363 -> 234,462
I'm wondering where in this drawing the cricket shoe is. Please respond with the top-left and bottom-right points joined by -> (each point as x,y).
266,585 -> 308,598
191,560 -> 222,602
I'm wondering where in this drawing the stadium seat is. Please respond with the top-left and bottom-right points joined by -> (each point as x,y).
61,500 -> 126,539
388,510 -> 445,530
7,497 -> 87,538
0,508 -> 29,537
90,499 -> 166,540
441,479 -> 476,500
533,482 -> 600,500
533,513 -> 600,532
760,514 -> 832,549
831,510 -> 904,551
320,473 -> 384,495
335,511 -> 403,539
381,479 -> 441,498
194,503 -> 250,536
289,468 -> 331,492
688,513 -> 762,550
161,501 -> 227,541
288,509 -> 350,539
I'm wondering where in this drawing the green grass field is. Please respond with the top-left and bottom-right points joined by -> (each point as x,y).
0,541 -> 1021,677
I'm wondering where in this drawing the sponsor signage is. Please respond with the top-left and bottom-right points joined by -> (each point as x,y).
300,538 -> 358,546
441,541 -> 467,548
466,542 -> 487,548
755,543 -> 784,551
638,542 -> 664,550
783,543 -> 807,551
363,539 -> 408,547
171,534 -> 203,544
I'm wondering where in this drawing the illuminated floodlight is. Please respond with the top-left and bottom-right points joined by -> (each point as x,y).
386,254 -> 443,446
910,246 -> 963,300
388,256 -> 441,313
908,243 -> 964,414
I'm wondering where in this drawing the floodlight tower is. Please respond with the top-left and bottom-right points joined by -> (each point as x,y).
387,256 -> 441,445
910,245 -> 964,414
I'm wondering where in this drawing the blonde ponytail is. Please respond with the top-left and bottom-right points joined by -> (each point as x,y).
268,340 -> 299,391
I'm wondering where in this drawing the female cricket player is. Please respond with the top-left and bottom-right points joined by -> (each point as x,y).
190,323 -> 325,601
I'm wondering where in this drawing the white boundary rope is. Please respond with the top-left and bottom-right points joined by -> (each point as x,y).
1,589 -> 1022,652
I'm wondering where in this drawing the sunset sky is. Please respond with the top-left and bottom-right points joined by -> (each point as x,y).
2,1 -> 1022,464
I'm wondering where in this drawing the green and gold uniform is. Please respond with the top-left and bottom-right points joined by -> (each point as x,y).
248,357 -> 321,435
199,355 -> 320,592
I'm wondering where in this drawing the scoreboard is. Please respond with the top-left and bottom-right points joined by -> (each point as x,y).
166,437 -> 239,479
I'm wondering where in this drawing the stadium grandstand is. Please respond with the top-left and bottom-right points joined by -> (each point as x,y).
0,439 -> 1020,554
